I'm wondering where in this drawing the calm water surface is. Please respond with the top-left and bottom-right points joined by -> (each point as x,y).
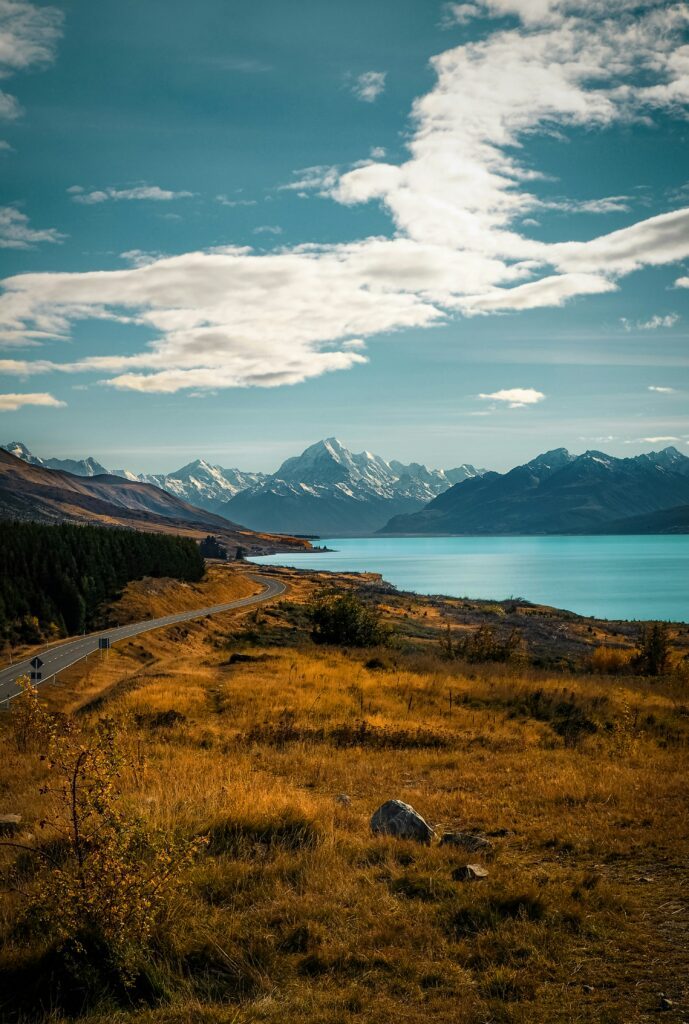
252,535 -> 689,622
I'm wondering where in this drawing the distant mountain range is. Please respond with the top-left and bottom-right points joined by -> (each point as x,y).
2,442 -> 265,514
0,449 -> 309,555
381,446 -> 689,535
221,438 -> 484,535
3,439 -> 484,536
7,438 -> 688,537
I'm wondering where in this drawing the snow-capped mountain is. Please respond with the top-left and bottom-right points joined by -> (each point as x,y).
381,446 -> 689,535
221,438 -> 484,535
2,441 -> 108,477
2,443 -> 265,514
137,461 -> 266,512
2,438 -> 484,530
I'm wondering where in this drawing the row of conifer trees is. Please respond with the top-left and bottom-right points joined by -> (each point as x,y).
0,520 -> 204,642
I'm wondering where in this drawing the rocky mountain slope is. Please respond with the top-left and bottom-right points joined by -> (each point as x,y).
0,449 -> 308,554
381,446 -> 689,535
222,438 -> 484,535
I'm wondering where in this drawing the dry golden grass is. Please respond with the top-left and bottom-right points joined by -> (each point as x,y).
1,566 -> 687,1023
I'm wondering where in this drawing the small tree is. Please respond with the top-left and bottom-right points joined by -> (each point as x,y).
4,678 -> 204,989
309,592 -> 389,647
633,622 -> 671,677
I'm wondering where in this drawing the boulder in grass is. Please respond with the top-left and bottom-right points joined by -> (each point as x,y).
440,832 -> 493,854
370,800 -> 434,844
0,814 -> 21,836
452,863 -> 489,882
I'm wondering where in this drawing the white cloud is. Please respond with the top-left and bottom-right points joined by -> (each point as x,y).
625,436 -> 680,444
215,194 -> 257,207
70,185 -> 194,205
350,71 -> 386,103
478,387 -> 545,408
621,313 -> 679,331
370,146 -> 386,159
648,386 -> 676,394
4,2 -> 689,393
0,205 -> 63,249
252,225 -> 282,235
675,276 -> 689,289
0,1 -> 62,121
441,4 -> 482,28
0,391 -> 65,411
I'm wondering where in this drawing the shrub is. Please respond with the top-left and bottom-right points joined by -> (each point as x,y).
442,623 -> 522,663
589,646 -> 632,675
4,679 -> 204,990
632,622 -> 671,676
308,592 -> 389,647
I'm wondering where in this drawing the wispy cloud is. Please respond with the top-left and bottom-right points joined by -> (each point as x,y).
252,225 -> 282,236
0,0 -> 62,122
69,185 -> 194,205
204,56 -> 271,74
215,194 -> 257,207
0,205 -> 64,249
478,387 -> 545,408
349,71 -> 387,103
0,391 -> 65,411
648,385 -> 676,394
625,436 -> 679,444
620,313 -> 679,331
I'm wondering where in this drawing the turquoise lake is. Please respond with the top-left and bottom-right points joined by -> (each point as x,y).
251,535 -> 689,622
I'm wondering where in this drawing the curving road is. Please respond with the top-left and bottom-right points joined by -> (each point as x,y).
0,573 -> 286,706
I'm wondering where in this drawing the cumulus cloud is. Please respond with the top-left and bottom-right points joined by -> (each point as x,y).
3,1 -> 689,393
0,391 -> 65,411
350,71 -> 386,103
0,206 -> 64,249
648,386 -> 676,393
621,313 -> 679,331
478,387 -> 545,408
675,276 -> 689,289
69,185 -> 194,204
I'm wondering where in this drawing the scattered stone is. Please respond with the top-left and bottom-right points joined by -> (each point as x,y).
0,814 -> 21,836
452,864 -> 489,882
659,996 -> 673,1011
582,985 -> 594,994
440,831 -> 493,854
336,793 -> 352,807
370,800 -> 434,844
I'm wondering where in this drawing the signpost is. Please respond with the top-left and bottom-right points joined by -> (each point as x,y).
98,636 -> 111,661
29,655 -> 43,682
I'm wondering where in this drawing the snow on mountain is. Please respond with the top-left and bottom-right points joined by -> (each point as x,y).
222,438 -> 486,535
3,444 -> 265,514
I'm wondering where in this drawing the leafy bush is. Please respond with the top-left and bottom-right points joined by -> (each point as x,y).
308,592 -> 389,647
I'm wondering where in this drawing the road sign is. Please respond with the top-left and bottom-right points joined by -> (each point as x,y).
30,656 -> 43,670
98,637 -> 111,650
30,671 -> 42,682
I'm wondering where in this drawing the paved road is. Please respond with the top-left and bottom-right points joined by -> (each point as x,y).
0,573 -> 286,706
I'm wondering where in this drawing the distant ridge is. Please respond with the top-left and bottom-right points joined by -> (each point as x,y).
0,449 -> 309,554
380,446 -> 689,535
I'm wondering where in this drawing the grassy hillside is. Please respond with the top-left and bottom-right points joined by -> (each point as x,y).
0,566 -> 687,1023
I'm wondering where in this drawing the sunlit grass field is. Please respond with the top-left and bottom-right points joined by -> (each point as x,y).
1,564 -> 687,1023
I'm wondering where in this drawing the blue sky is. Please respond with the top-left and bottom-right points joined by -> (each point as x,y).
0,0 -> 688,473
